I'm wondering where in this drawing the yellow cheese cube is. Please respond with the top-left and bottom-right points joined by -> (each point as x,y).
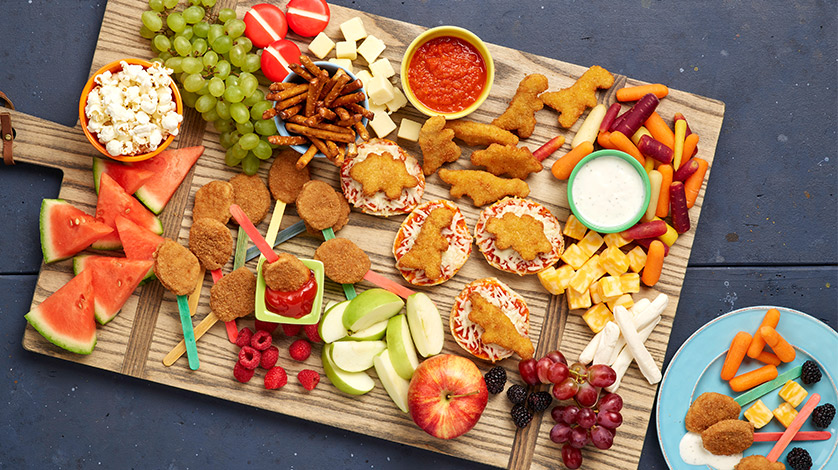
607,294 -> 634,312
620,273 -> 641,293
563,214 -> 588,240
604,232 -> 631,248
561,244 -> 589,270
598,276 -> 624,300
327,58 -> 353,74
335,40 -> 357,60
566,287 -> 592,311
538,264 -> 575,295
773,402 -> 798,428
582,304 -> 613,333
367,75 -> 395,105
589,281 -> 602,304
600,246 -> 630,277
627,246 -> 647,273
569,255 -> 605,294
369,111 -> 396,138
340,17 -> 367,42
577,231 -> 605,259
397,118 -> 422,142
354,69 -> 373,89
357,35 -> 386,64
744,400 -> 773,429
308,32 -> 335,59
778,380 -> 808,408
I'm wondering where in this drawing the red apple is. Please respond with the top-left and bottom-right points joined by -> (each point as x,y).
407,354 -> 488,439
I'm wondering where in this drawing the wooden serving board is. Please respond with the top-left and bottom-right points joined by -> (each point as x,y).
18,0 -> 724,468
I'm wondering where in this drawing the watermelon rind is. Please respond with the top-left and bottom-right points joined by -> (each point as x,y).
134,146 -> 204,214
24,269 -> 97,355
40,199 -> 114,263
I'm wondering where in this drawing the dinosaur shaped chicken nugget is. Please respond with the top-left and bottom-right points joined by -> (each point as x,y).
541,65 -> 614,128
468,293 -> 534,360
470,143 -> 543,180
492,74 -> 548,138
418,115 -> 461,175
438,168 -> 529,207
395,206 -> 454,282
445,120 -> 519,147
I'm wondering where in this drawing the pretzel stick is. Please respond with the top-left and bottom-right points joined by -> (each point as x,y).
319,69 -> 345,100
269,82 -> 295,91
296,144 -> 318,170
277,93 -> 308,111
304,114 -> 324,127
323,73 -> 351,106
262,107 -> 278,120
300,55 -> 322,77
279,105 -> 302,120
346,103 -> 374,120
268,135 -> 308,146
285,123 -> 356,143
335,115 -> 362,127
340,79 -> 363,95
354,121 -> 370,141
305,77 -> 325,117
330,92 -> 366,108
317,106 -> 337,120
267,83 -> 309,101
289,63 -> 313,81
308,136 -> 332,157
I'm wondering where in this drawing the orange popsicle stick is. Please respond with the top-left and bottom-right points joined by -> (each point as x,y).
729,364 -> 778,392
759,325 -> 796,363
767,393 -> 821,462
720,331 -> 752,381
747,308 -> 780,358
230,204 -> 278,263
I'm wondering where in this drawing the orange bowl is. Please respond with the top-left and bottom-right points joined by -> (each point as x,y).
79,58 -> 183,163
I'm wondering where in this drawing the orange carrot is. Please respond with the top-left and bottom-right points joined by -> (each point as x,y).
551,141 -> 594,180
656,164 -> 673,218
616,84 -> 669,101
644,112 -> 675,149
721,331 -> 753,381
729,364 -> 778,392
640,240 -> 665,286
609,131 -> 645,166
682,133 -> 699,161
597,131 -> 616,149
759,326 -> 796,363
746,308 -> 781,358
755,350 -> 782,366
684,157 -> 709,208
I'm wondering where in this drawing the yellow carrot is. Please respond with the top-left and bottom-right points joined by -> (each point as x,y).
672,119 -> 687,170
631,126 -> 653,146
644,170 -> 662,222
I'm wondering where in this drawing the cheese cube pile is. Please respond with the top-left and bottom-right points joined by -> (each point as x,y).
778,380 -> 808,408
773,401 -> 798,428
744,400 -> 773,429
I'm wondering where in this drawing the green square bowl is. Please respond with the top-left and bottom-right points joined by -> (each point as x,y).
254,258 -> 324,325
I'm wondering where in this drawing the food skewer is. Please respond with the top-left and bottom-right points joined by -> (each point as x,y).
753,431 -> 831,442
321,227 -> 356,300
154,239 -> 203,371
211,268 -> 239,343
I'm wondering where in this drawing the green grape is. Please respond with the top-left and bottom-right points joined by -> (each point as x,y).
195,94 -> 217,113
158,50 -> 173,61
173,36 -> 192,56
229,45 -> 246,68
214,119 -> 235,133
230,102 -> 250,123
197,82 -> 211,96
148,0 -> 165,12
164,57 -> 184,73
214,60 -> 231,79
254,118 -> 278,136
140,25 -> 156,39
166,12 -> 186,33
215,101 -> 232,120
243,89 -> 265,108
219,130 -> 241,148
152,34 -> 171,53
181,56 -> 202,74
202,50 -> 218,68
183,73 -> 206,93
239,133 -> 260,150
225,75 -> 240,88
241,153 -> 260,175
250,100 -> 272,120
225,147 -> 244,166
234,37 -> 253,53
163,0 -> 178,8
211,35 -> 233,54
239,73 -> 259,97
182,91 -> 199,108
208,77 -> 225,97
242,54 -> 261,73
224,19 -> 246,39
218,8 -> 237,23
231,142 -> 248,160
201,108 -> 220,123
253,140 -> 273,160
202,0 -> 217,7
181,26 -> 193,41
193,21 -> 209,38
183,6 -> 205,24
236,121 -> 254,135
150,57 -> 165,66
189,0 -> 201,5
141,10 -> 163,32
207,24 -> 224,44
191,38 -> 208,56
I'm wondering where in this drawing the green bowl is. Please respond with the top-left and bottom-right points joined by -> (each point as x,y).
566,149 -> 651,234
254,258 -> 325,325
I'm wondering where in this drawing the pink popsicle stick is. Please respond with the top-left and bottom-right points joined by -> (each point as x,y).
211,268 -> 239,343
229,204 -> 278,263
767,393 -> 821,462
754,431 -> 831,442
363,270 -> 416,299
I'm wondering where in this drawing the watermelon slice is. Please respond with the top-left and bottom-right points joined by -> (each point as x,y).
70,256 -> 153,324
40,199 -> 114,263
92,157 -> 155,195
91,173 -> 163,250
133,146 -> 204,214
25,269 -> 97,354
74,252 -> 154,288
114,215 -> 163,282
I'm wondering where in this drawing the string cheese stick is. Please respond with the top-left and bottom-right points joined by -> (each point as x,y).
593,322 -> 621,365
580,298 -> 651,365
614,305 -> 662,385
607,294 -> 667,365
606,317 -> 661,392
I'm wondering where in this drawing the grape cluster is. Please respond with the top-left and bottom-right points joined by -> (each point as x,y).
140,0 -> 278,175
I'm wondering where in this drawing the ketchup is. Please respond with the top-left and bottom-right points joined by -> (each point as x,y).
407,36 -> 487,113
264,270 -> 317,319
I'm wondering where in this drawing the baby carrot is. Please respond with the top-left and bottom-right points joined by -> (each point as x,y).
551,141 -> 594,180
533,135 -> 565,162
609,131 -> 646,166
682,133 -> 699,161
616,84 -> 669,101
746,308 -> 781,358
754,350 -> 782,366
599,103 -> 622,133
759,326 -> 796,362
673,112 -> 698,156
597,131 -> 616,149
684,157 -> 709,208
721,331 -> 753,381
644,112 -> 675,149
641,240 -> 665,286
729,364 -> 778,392
656,164 -> 673,218
672,119 -> 687,170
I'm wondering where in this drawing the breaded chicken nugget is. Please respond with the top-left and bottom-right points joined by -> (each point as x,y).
296,180 -> 343,231
269,149 -> 310,204
210,266 -> 256,322
492,74 -> 548,138
541,65 -> 614,128
701,419 -> 754,456
154,239 -> 201,296
230,173 -> 271,225
349,152 -> 418,199
486,212 -> 552,261
189,218 -> 233,270
685,392 -> 742,433
395,207 -> 453,281
734,455 -> 785,470
262,252 -> 310,292
192,180 -> 234,224
471,144 -> 543,180
305,191 -> 350,237
314,237 -> 370,284
468,293 -> 534,360
438,168 -> 529,207
445,120 -> 519,147
419,116 -> 461,175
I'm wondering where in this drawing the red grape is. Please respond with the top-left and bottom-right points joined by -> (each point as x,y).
591,425 -> 614,450
550,422 -> 572,443
547,361 -> 570,384
569,426 -> 588,449
587,364 -> 617,387
561,444 -> 583,469
536,356 -> 554,384
569,362 -> 588,379
551,405 -> 565,423
597,411 -> 623,429
576,407 -> 596,429
518,358 -> 539,386
552,377 -> 579,400
574,381 -> 599,407
561,405 -> 580,425
598,392 -> 623,413
545,350 -> 567,366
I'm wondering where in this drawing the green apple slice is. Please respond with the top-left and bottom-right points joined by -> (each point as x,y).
342,288 -> 404,332
405,292 -> 444,357
319,300 -> 350,344
346,319 -> 388,341
373,349 -> 410,413
386,314 -> 420,380
331,340 -> 387,372
321,343 -> 375,395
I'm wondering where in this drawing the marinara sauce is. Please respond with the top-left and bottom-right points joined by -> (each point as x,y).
407,36 -> 487,113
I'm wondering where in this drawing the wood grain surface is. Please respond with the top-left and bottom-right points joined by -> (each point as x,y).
18,0 -> 724,469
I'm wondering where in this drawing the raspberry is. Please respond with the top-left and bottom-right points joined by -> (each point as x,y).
254,319 -> 279,334
507,384 -> 527,405
235,327 -> 253,348
281,324 -> 302,336
511,403 -> 533,428
801,360 -> 822,385
238,346 -> 261,370
304,323 -> 322,343
289,339 -> 312,361
812,403 -> 835,429
260,345 -> 279,369
233,361 -> 255,383
484,366 -> 507,394
251,329 -> 273,351
264,366 -> 288,390
786,447 -> 812,470
527,391 -> 553,413
298,369 -> 320,390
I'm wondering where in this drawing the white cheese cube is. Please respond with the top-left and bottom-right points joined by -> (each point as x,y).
369,58 -> 395,78
385,87 -> 407,113
335,41 -> 357,60
357,35 -> 386,64
369,111 -> 396,137
308,32 -> 335,60
327,58 -> 354,74
340,17 -> 367,43
367,100 -> 387,114
367,75 -> 395,105
354,69 -> 373,89
397,118 -> 422,142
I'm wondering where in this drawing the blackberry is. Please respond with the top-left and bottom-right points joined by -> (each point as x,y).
507,384 -> 527,405
484,366 -> 507,394
812,403 -> 835,429
786,447 -> 812,470
527,391 -> 553,413
801,360 -> 822,385
511,403 -> 533,428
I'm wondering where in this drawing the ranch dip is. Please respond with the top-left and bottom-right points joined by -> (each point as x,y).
678,432 -> 742,470
571,155 -> 646,229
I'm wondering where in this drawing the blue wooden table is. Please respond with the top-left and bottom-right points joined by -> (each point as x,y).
1,1 -> 835,469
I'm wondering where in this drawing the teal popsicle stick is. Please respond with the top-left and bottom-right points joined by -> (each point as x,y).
734,365 -> 802,406
176,294 -> 200,370
320,227 -> 356,300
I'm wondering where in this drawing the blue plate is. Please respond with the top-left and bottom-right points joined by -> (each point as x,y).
657,306 -> 838,469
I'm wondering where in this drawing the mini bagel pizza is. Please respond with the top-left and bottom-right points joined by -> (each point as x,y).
450,278 -> 534,362
392,199 -> 472,286
473,197 -> 564,275
340,138 -> 425,216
